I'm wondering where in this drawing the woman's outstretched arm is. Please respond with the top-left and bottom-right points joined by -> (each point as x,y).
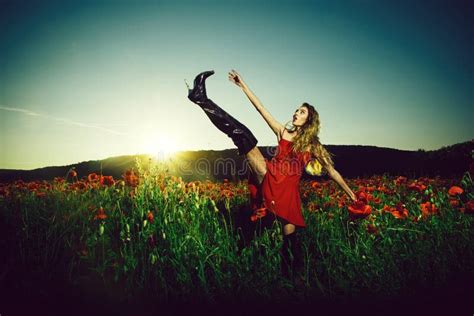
324,163 -> 357,202
229,69 -> 284,137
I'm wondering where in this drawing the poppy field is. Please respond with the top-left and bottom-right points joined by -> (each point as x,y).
1,159 -> 473,312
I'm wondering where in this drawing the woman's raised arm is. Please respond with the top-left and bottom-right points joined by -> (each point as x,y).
322,160 -> 357,202
229,69 -> 284,137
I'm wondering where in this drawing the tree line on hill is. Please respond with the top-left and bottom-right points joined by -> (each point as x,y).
0,140 -> 471,183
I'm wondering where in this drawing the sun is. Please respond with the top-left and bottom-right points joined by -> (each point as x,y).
142,136 -> 179,160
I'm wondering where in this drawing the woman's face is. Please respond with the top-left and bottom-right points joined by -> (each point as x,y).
292,106 -> 309,127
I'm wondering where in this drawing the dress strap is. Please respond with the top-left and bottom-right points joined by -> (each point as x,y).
279,127 -> 285,141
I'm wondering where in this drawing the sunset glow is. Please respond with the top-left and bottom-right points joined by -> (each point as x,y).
141,136 -> 179,161
0,0 -> 472,170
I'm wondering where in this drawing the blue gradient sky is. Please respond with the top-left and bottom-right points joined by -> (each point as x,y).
1,0 -> 472,169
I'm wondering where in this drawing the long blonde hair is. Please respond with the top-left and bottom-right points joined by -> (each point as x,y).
284,102 -> 335,173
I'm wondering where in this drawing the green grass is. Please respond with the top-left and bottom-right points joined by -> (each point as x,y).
1,160 -> 473,306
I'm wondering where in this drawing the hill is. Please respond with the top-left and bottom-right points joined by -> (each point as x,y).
0,140 -> 472,183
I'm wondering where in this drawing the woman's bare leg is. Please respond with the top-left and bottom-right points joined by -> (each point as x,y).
245,146 -> 267,185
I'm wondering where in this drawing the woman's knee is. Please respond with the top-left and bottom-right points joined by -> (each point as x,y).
246,148 -> 267,176
283,224 -> 296,235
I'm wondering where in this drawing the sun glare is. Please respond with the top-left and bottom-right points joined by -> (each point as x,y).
142,136 -> 179,160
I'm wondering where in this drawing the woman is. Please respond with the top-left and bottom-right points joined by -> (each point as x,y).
186,70 -> 357,279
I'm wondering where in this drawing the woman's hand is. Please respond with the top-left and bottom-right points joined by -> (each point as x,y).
350,193 -> 358,203
228,69 -> 246,89
347,189 -> 357,202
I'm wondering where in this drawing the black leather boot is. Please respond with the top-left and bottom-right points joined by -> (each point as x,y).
186,70 -> 215,104
186,71 -> 258,156
280,233 -> 296,279
280,232 -> 304,280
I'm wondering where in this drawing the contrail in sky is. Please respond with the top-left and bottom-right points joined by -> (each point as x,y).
0,105 -> 128,136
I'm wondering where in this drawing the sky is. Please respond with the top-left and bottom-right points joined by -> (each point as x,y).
0,0 -> 472,170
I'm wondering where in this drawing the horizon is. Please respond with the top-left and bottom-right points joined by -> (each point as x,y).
1,139 -> 470,171
1,0 -> 473,170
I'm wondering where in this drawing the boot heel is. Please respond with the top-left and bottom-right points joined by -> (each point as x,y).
184,79 -> 190,91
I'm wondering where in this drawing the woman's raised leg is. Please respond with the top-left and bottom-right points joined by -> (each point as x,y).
188,71 -> 258,157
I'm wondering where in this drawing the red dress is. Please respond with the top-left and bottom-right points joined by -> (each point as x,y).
248,138 -> 311,227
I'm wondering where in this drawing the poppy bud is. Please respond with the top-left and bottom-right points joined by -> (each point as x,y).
150,253 -> 157,265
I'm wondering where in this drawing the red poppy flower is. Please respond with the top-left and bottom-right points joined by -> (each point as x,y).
367,223 -> 378,235
308,202 -> 319,212
100,175 -> 115,186
366,186 -> 376,193
88,173 -> 99,183
94,207 -> 107,220
54,177 -> 65,183
221,189 -> 233,199
250,207 -> 267,222
448,186 -> 463,196
420,201 -> 437,218
348,199 -> 372,220
338,197 -> 346,208
394,176 -> 407,186
147,210 -> 154,224
449,199 -> 460,207
371,197 -> 382,205
461,200 -> 474,214
311,181 -> 320,189
408,182 -> 427,193
390,203 -> 409,219
74,181 -> 88,191
123,170 -> 139,187
355,191 -> 369,204
28,182 -> 39,191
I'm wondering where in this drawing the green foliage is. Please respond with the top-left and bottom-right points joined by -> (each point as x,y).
1,163 -> 473,304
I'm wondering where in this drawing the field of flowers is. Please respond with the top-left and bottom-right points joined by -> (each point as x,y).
1,159 -> 473,312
